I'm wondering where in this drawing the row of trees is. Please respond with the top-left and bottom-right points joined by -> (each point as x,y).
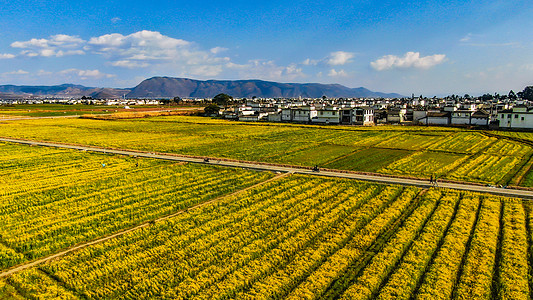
204,93 -> 233,115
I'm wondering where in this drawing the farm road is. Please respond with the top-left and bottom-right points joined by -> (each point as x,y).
0,171 -> 291,278
1,137 -> 533,200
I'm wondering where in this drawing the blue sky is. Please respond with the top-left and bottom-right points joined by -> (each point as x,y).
0,0 -> 532,96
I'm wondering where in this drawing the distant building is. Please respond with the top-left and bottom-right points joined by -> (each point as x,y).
353,107 -> 374,125
470,110 -> 491,126
420,111 -> 451,125
312,107 -> 340,124
497,106 -> 533,129
451,110 -> 473,125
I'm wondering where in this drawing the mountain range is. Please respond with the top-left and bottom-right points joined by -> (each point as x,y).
0,77 -> 403,99
0,84 -> 131,99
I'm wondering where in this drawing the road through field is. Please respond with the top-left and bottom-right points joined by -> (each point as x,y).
1,136 -> 532,199
0,171 -> 290,278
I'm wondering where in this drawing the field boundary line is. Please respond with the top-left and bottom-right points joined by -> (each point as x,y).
1,137 -> 533,199
0,172 -> 290,279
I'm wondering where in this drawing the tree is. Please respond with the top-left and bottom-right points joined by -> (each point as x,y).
212,93 -> 233,108
508,90 -> 517,100
481,93 -> 494,101
518,86 -> 533,101
204,104 -> 220,116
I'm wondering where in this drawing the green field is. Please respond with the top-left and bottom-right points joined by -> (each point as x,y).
1,116 -> 533,185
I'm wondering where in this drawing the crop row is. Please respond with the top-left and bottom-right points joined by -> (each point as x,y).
2,179 -> 532,299
0,143 -> 272,270
2,117 -> 533,185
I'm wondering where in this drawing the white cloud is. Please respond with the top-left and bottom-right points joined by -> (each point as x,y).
371,52 -> 446,71
111,17 -> 121,23
326,51 -> 354,66
11,34 -> 85,57
88,30 -> 190,53
302,58 -> 318,66
210,47 -> 228,54
110,60 -> 150,68
86,30 -> 229,76
0,53 -> 15,59
328,69 -> 348,77
59,69 -> 115,80
6,30 -> 308,81
227,60 -> 305,81
303,51 -> 355,67
36,70 -> 53,76
2,70 -> 29,75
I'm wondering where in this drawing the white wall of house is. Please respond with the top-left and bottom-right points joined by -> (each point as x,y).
360,108 -> 374,125
471,117 -> 489,126
413,110 -> 427,124
498,111 -> 533,129
267,112 -> 282,122
426,117 -> 449,125
239,110 -> 255,116
292,107 -> 317,122
281,109 -> 292,121
313,109 -> 340,124
451,111 -> 472,125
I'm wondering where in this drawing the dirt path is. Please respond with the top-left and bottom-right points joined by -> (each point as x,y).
1,137 -> 532,199
0,172 -> 290,279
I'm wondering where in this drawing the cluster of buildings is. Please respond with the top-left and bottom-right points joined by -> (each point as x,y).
0,98 -> 162,106
217,96 -> 533,129
4,94 -> 533,130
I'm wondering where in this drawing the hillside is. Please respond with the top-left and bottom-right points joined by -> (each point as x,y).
0,84 -> 130,99
127,77 -> 403,98
0,78 -> 403,99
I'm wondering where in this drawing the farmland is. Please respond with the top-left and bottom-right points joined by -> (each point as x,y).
1,115 -> 533,185
2,115 -> 533,299
0,104 -> 176,118
0,142 -> 273,270
1,162 -> 532,299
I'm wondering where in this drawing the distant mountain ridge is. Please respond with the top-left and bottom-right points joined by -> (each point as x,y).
0,84 -> 130,99
127,77 -> 403,98
0,77 -> 403,99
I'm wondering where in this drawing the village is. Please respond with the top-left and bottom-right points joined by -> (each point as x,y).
3,91 -> 533,129
215,94 -> 533,130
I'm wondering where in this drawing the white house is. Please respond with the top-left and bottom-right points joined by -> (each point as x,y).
292,106 -> 317,122
353,106 -> 374,125
239,112 -> 269,122
267,112 -> 282,122
386,109 -> 406,124
413,110 -> 428,124
420,111 -> 451,125
497,106 -> 533,129
312,107 -> 340,124
281,108 -> 293,121
451,110 -> 473,125
470,110 -> 490,126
